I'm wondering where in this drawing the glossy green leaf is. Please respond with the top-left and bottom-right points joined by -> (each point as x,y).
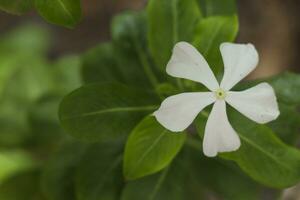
41,142 -> 87,200
35,0 -> 81,28
124,116 -> 186,180
193,15 -> 238,75
196,110 -> 300,188
147,0 -> 201,70
197,0 -> 236,17
76,140 -> 124,200
59,83 -> 159,141
0,0 -> 32,14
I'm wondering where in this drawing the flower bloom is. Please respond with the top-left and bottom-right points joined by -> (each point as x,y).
153,42 -> 280,157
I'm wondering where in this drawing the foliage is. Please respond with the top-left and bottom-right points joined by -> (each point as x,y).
0,0 -> 81,28
0,0 -> 300,199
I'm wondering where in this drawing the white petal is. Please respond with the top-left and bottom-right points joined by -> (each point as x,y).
153,92 -> 216,132
203,100 -> 241,157
166,42 -> 219,91
226,83 -> 280,124
220,43 -> 259,90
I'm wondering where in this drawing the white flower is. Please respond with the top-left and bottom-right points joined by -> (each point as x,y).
153,42 -> 280,157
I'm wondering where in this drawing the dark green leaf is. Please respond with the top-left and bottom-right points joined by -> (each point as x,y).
41,142 -> 87,200
148,0 -> 201,70
112,11 -> 157,88
81,43 -> 124,84
268,103 -> 300,145
196,110 -> 300,188
35,0 -> 81,28
193,15 -> 238,75
122,151 -> 195,200
0,0 -> 32,14
186,141 -> 262,200
0,170 -> 45,200
76,140 -> 124,200
124,116 -> 186,180
269,72 -> 300,106
59,83 -> 159,141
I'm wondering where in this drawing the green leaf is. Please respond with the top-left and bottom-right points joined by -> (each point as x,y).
82,12 -> 157,89
0,170 -> 45,200
0,150 -> 35,183
27,95 -> 66,151
35,0 -> 81,28
268,103 -> 300,145
186,142 -> 262,200
81,43 -> 123,84
122,150 -> 200,200
267,72 -> 300,144
124,116 -> 186,180
76,140 -> 124,200
122,169 -> 186,200
197,0 -> 237,17
193,15 -> 238,75
0,56 -> 52,147
51,55 -> 82,95
147,0 -> 201,70
0,24 -> 51,56
111,11 -> 157,88
59,83 -> 159,141
196,110 -> 300,188
41,142 -> 87,200
269,72 -> 300,106
0,0 -> 32,14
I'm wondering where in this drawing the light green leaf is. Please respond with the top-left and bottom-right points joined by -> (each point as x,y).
0,24 -> 51,56
41,142 -> 87,200
51,55 -> 82,95
76,140 -> 124,200
35,0 -> 81,28
0,150 -> 35,183
0,0 -> 32,14
196,110 -> 300,188
124,116 -> 186,180
193,15 -> 238,75
147,0 -> 201,70
197,0 -> 237,17
59,83 -> 159,141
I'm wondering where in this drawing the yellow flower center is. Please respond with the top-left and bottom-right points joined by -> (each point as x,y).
215,88 -> 226,100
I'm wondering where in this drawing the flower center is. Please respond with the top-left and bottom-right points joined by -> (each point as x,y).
215,88 -> 226,100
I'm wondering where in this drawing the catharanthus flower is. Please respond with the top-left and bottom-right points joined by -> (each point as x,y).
153,42 -> 280,157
